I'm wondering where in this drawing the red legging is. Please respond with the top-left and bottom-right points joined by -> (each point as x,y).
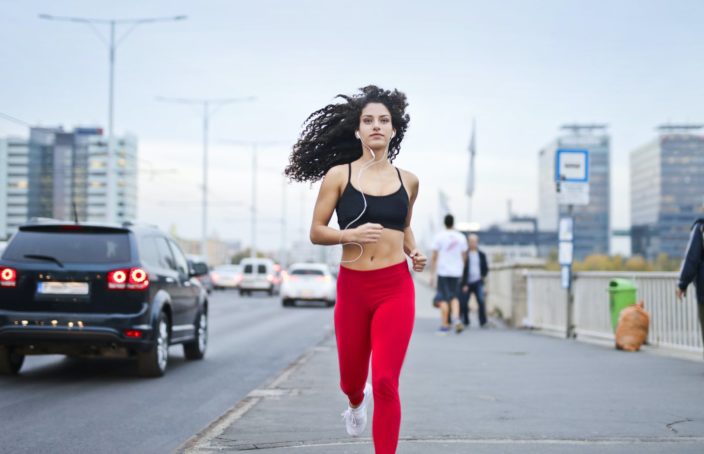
334,261 -> 415,454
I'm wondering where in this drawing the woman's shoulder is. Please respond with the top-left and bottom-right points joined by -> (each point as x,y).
324,164 -> 348,179
321,164 -> 349,188
396,167 -> 419,188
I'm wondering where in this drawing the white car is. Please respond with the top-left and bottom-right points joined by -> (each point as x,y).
210,265 -> 242,290
239,258 -> 276,296
281,263 -> 336,307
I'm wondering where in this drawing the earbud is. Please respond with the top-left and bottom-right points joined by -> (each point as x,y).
391,131 -> 396,138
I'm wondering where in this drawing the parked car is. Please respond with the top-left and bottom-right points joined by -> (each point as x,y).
0,221 -> 209,377
280,263 -> 336,307
210,264 -> 242,290
187,256 -> 214,293
239,258 -> 276,296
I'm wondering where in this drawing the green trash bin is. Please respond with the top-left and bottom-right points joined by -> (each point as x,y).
608,279 -> 637,331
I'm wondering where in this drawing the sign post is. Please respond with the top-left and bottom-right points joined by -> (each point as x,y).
555,149 -> 589,339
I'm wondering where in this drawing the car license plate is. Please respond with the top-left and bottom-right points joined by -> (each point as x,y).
37,282 -> 89,295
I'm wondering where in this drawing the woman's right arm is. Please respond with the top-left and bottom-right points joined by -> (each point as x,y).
678,223 -> 702,294
310,165 -> 382,246
309,166 -> 344,245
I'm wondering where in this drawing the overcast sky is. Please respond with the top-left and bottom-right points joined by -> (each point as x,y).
1,0 -> 703,253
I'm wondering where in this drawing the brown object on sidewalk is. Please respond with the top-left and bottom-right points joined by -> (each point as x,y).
615,300 -> 650,352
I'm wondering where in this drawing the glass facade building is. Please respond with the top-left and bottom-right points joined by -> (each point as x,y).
26,127 -> 138,225
631,130 -> 704,259
538,127 -> 611,261
0,137 -> 29,239
462,216 -> 559,261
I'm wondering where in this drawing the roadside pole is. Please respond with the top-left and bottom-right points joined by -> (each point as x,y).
555,149 -> 590,339
559,210 -> 575,338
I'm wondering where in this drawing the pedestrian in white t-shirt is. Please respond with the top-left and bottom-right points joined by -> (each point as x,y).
430,214 -> 468,334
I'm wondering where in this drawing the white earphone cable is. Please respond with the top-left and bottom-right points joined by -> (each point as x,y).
339,134 -> 391,264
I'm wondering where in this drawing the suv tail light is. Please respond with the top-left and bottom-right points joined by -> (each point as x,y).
108,267 -> 149,290
0,267 -> 17,287
123,329 -> 143,338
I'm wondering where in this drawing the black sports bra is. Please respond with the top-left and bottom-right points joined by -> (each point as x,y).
336,163 -> 409,232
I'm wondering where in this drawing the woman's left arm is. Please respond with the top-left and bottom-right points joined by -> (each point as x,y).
402,170 -> 426,272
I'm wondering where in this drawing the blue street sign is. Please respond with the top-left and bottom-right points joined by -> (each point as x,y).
555,149 -> 589,183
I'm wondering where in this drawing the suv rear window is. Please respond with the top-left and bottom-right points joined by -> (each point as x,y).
2,231 -> 131,263
290,269 -> 324,276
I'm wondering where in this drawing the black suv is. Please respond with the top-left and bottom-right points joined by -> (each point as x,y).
0,221 -> 208,377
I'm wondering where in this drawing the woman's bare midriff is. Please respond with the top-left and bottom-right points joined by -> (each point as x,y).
341,228 -> 406,270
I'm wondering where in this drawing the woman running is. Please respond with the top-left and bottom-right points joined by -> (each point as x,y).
285,85 -> 426,453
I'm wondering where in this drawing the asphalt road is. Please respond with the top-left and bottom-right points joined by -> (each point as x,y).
0,290 -> 333,453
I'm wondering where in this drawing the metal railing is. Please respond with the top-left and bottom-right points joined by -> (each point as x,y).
524,271 -> 567,335
523,270 -> 702,354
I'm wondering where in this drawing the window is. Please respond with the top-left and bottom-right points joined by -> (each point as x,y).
3,231 -> 130,263
290,268 -> 324,276
138,236 -> 161,268
155,237 -> 177,271
168,240 -> 189,276
192,262 -> 209,275
257,264 -> 267,274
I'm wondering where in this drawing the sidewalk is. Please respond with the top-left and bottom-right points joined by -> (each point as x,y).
182,276 -> 704,453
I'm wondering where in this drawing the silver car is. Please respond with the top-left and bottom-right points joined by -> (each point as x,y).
281,263 -> 336,307
211,265 -> 242,290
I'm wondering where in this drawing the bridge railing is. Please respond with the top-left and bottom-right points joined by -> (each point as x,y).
488,265 -> 702,355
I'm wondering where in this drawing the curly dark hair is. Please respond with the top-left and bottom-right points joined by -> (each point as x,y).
285,85 -> 410,183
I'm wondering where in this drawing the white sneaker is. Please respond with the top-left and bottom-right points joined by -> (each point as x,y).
341,382 -> 372,436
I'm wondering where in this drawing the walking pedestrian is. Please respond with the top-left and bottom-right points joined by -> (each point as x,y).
285,85 -> 426,454
676,218 -> 704,349
460,233 -> 489,328
430,214 -> 467,334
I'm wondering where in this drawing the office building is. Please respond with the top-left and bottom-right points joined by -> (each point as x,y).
27,126 -> 137,224
0,137 -> 29,239
538,124 -> 611,261
631,125 -> 704,259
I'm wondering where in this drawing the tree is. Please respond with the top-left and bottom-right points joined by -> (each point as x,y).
230,248 -> 268,264
653,252 -> 681,272
624,255 -> 651,272
575,254 -> 612,271
545,253 -> 665,272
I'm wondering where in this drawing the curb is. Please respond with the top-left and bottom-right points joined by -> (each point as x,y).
176,328 -> 335,453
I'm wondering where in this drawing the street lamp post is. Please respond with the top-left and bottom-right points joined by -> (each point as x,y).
281,176 -> 287,267
0,112 -> 30,128
157,97 -> 255,260
220,140 -> 286,259
252,143 -> 258,259
39,13 -> 187,224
